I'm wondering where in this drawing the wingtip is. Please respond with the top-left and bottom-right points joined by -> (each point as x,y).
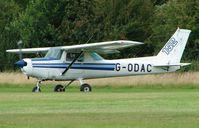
133,41 -> 144,45
6,49 -> 17,53
138,42 -> 144,44
120,40 -> 144,45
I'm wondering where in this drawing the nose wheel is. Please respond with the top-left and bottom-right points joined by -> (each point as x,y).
32,86 -> 41,92
32,80 -> 41,92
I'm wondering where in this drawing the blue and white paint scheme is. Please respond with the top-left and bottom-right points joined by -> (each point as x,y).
6,28 -> 191,92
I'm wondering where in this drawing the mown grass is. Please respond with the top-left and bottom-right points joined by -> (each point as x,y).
0,72 -> 199,128
1,83 -> 199,93
0,84 -> 199,128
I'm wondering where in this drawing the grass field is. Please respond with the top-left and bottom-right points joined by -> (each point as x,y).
0,86 -> 199,128
0,72 -> 199,128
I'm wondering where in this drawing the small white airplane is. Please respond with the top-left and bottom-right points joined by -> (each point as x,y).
7,28 -> 191,92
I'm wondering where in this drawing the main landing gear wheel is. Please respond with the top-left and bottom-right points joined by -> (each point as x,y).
80,84 -> 92,92
54,84 -> 65,92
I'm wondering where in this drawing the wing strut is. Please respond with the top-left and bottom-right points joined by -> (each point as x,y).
61,51 -> 83,75
61,35 -> 93,75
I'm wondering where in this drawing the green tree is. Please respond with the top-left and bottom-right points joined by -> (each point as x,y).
0,0 -> 21,70
57,0 -> 96,45
1,0 -> 199,71
12,0 -> 59,48
150,0 -> 199,60
12,0 -> 96,48
152,0 -> 168,5
94,0 -> 155,58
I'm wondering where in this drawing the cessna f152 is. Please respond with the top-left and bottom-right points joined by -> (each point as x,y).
7,28 -> 191,92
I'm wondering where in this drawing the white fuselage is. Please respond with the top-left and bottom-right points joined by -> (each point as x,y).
22,56 -> 180,81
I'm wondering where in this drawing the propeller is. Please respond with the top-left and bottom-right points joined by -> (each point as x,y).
17,40 -> 23,60
15,40 -> 27,68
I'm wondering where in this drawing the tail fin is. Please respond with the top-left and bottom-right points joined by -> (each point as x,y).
156,28 -> 191,64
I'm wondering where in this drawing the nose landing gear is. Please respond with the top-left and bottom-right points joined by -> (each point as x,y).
32,80 -> 41,92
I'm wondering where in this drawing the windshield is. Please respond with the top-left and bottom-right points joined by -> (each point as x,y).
90,52 -> 103,61
45,47 -> 62,59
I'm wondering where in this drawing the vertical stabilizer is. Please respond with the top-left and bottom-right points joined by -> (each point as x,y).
157,28 -> 191,64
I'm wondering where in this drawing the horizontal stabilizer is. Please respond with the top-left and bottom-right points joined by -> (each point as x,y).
153,63 -> 191,68
180,63 -> 191,67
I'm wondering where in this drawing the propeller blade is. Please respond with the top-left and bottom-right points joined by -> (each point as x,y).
17,40 -> 23,60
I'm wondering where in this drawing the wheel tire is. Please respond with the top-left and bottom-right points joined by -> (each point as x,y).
54,84 -> 65,92
80,84 -> 92,92
32,86 -> 41,92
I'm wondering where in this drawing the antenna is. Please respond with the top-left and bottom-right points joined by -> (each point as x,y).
85,34 -> 94,44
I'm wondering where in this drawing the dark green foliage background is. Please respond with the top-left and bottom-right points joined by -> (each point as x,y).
0,0 -> 199,71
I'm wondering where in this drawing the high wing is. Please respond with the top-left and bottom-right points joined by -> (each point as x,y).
6,40 -> 143,54
6,47 -> 51,53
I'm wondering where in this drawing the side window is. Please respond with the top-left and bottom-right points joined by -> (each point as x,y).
66,53 -> 76,61
66,53 -> 84,62
77,54 -> 84,62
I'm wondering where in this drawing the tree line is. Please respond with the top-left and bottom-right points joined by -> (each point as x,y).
0,0 -> 199,71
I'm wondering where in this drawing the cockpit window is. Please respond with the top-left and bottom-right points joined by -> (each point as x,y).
90,52 -> 103,61
66,53 -> 84,62
45,47 -> 62,59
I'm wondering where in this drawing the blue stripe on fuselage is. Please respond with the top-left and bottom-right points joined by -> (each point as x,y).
31,58 -> 115,71
32,62 -> 115,71
31,58 -> 59,61
32,66 -> 114,71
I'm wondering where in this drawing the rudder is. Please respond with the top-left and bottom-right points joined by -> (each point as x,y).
157,28 -> 191,64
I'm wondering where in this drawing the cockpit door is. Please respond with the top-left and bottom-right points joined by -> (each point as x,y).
62,52 -> 84,76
